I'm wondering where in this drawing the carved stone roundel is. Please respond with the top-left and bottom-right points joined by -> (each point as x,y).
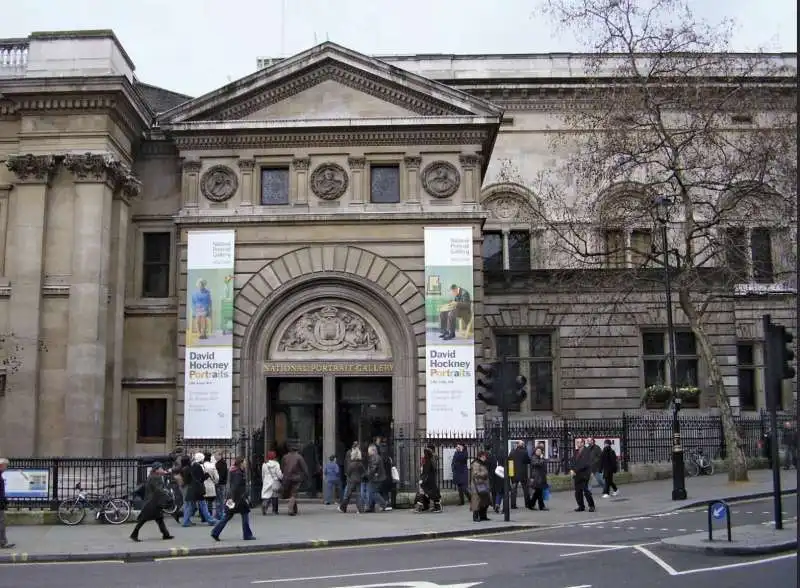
310,163 -> 349,201
278,306 -> 379,352
421,161 -> 460,198
200,165 -> 239,203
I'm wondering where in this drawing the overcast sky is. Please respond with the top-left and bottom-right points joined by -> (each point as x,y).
2,0 -> 796,97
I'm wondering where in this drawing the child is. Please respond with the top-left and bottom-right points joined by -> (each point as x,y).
324,455 -> 341,505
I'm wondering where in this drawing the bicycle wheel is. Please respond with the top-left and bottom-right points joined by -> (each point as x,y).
102,498 -> 132,524
162,493 -> 178,516
57,499 -> 87,526
684,459 -> 699,477
703,461 -> 715,476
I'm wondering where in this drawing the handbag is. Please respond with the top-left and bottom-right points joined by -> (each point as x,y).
474,482 -> 490,494
391,466 -> 400,482
543,486 -> 551,502
494,465 -> 505,478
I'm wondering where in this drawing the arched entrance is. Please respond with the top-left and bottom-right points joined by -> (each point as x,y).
235,247 -> 423,480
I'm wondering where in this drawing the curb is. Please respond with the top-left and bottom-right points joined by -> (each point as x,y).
659,538 -> 798,556
0,524 -> 536,564
675,488 -> 797,511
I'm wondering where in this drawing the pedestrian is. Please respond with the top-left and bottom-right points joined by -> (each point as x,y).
211,457 -> 256,542
338,447 -> 366,514
469,450 -> 491,522
323,455 -> 341,505
415,445 -> 442,513
570,438 -> 596,512
130,462 -> 175,542
451,444 -> 471,506
260,451 -> 282,515
508,440 -> 531,509
182,452 -> 218,527
0,457 -> 14,549
484,445 -> 503,513
528,447 -> 548,511
782,422 -> 797,470
600,439 -> 619,497
280,444 -> 309,516
587,438 -> 604,488
366,444 -> 390,512
213,452 -> 228,519
202,452 -> 219,515
760,431 -> 773,470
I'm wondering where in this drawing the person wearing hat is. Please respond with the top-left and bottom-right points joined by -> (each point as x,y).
130,462 -> 174,542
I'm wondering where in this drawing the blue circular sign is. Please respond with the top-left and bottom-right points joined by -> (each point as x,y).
711,501 -> 727,520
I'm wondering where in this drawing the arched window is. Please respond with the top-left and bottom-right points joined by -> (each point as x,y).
595,182 -> 656,269
480,182 -> 542,273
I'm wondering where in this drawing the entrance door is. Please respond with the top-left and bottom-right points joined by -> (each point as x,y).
335,377 -> 392,463
267,378 -> 323,494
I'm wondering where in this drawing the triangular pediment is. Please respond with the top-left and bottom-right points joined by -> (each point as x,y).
159,42 -> 503,123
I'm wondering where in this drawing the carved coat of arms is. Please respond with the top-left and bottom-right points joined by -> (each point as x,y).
278,306 -> 379,352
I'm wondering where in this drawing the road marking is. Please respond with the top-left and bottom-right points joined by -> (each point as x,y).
251,562 -> 489,584
0,560 -> 125,567
644,527 -> 653,530
455,537 -> 618,549
560,546 -> 629,558
612,526 -> 621,529
634,546 -> 680,576
660,528 -> 669,531
563,585 -> 592,588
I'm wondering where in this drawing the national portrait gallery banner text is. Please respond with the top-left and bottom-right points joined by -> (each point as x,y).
184,230 -> 236,439
423,226 -> 476,436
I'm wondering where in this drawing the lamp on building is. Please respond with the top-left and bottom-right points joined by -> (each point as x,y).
653,195 -> 687,501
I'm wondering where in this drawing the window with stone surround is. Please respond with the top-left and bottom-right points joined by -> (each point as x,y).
482,231 -> 532,272
724,226 -> 775,283
136,398 -> 167,444
603,228 -> 654,268
494,332 -> 555,412
642,330 -> 700,407
736,342 -> 758,411
370,165 -> 400,204
142,232 -> 171,298
261,168 -> 290,205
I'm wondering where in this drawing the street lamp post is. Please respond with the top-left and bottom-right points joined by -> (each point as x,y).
654,195 -> 687,501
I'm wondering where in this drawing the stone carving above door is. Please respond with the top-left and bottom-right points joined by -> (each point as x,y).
421,161 -> 460,198
200,165 -> 239,202
277,305 -> 380,352
310,163 -> 349,200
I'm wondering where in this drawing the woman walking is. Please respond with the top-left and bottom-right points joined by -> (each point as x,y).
469,450 -> 491,522
338,447 -> 366,513
415,445 -> 442,513
211,457 -> 256,541
600,440 -> 619,497
451,444 -> 470,506
261,451 -> 282,514
130,462 -> 174,542
528,447 -> 548,510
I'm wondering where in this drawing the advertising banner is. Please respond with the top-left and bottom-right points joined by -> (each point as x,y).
424,227 -> 476,436
2,469 -> 49,499
184,230 -> 236,439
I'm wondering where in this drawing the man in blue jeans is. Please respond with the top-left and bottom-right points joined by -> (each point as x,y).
323,455 -> 341,505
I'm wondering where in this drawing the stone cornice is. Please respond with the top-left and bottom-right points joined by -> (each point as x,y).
174,210 -> 487,226
168,127 -> 493,151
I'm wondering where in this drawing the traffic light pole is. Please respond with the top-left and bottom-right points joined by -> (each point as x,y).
763,314 -> 784,530
501,391 -> 511,523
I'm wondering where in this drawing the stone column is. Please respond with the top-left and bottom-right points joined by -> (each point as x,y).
3,154 -> 58,456
459,154 -> 482,204
347,157 -> 366,206
502,230 -> 510,270
237,159 -> 255,207
322,375 -> 336,468
403,156 -> 422,205
181,159 -> 201,209
0,183 -> 10,276
62,153 -> 139,457
292,158 -> 310,205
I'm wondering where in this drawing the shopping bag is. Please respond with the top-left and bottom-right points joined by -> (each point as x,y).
391,466 -> 400,482
494,465 -> 505,478
543,486 -> 551,502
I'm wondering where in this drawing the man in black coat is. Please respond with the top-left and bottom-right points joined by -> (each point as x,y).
508,441 -> 531,509
570,439 -> 596,512
130,463 -> 174,542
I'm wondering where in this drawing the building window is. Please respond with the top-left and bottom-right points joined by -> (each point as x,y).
604,228 -> 653,268
724,226 -> 774,283
642,331 -> 700,407
528,334 -> 554,411
483,232 -> 503,272
483,231 -> 532,272
737,343 -> 757,411
142,232 -> 171,298
136,398 -> 167,444
261,168 -> 290,205
370,165 -> 400,203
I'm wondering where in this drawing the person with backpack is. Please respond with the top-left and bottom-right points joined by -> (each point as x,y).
600,440 -> 619,498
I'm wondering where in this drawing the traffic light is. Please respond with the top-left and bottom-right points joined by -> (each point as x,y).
476,362 -> 502,406
777,326 -> 796,380
510,374 -> 528,405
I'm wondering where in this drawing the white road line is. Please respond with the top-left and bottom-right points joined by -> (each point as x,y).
627,527 -> 636,530
560,546 -> 629,558
673,553 -> 796,576
454,537 -> 617,549
677,528 -> 687,532
660,528 -> 669,531
250,562 -> 488,584
607,516 -> 650,523
563,585 -> 592,588
644,527 -> 653,530
612,526 -> 621,529
634,546 -> 680,576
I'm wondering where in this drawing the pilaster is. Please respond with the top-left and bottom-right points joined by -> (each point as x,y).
403,156 -> 422,205
3,154 -> 58,456
459,154 -> 482,204
292,157 -> 310,206
347,157 -> 366,207
0,184 -> 10,276
181,159 -> 201,209
322,375 -> 336,467
237,159 -> 256,207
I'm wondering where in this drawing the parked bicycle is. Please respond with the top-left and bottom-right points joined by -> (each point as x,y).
57,482 -> 132,526
684,448 -> 715,477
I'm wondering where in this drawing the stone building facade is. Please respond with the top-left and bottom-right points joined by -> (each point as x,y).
0,31 -> 795,458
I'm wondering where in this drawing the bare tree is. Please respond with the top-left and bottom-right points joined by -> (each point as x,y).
523,0 -> 797,481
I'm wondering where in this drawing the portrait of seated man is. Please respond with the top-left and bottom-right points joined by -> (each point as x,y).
438,284 -> 472,340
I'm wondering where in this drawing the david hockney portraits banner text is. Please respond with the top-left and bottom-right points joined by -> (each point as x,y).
184,230 -> 236,439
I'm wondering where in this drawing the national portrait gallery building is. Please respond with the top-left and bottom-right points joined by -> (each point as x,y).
0,31 -> 795,459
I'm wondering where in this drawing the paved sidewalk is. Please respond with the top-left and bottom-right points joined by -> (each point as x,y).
661,521 -> 798,555
0,469 -> 795,563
